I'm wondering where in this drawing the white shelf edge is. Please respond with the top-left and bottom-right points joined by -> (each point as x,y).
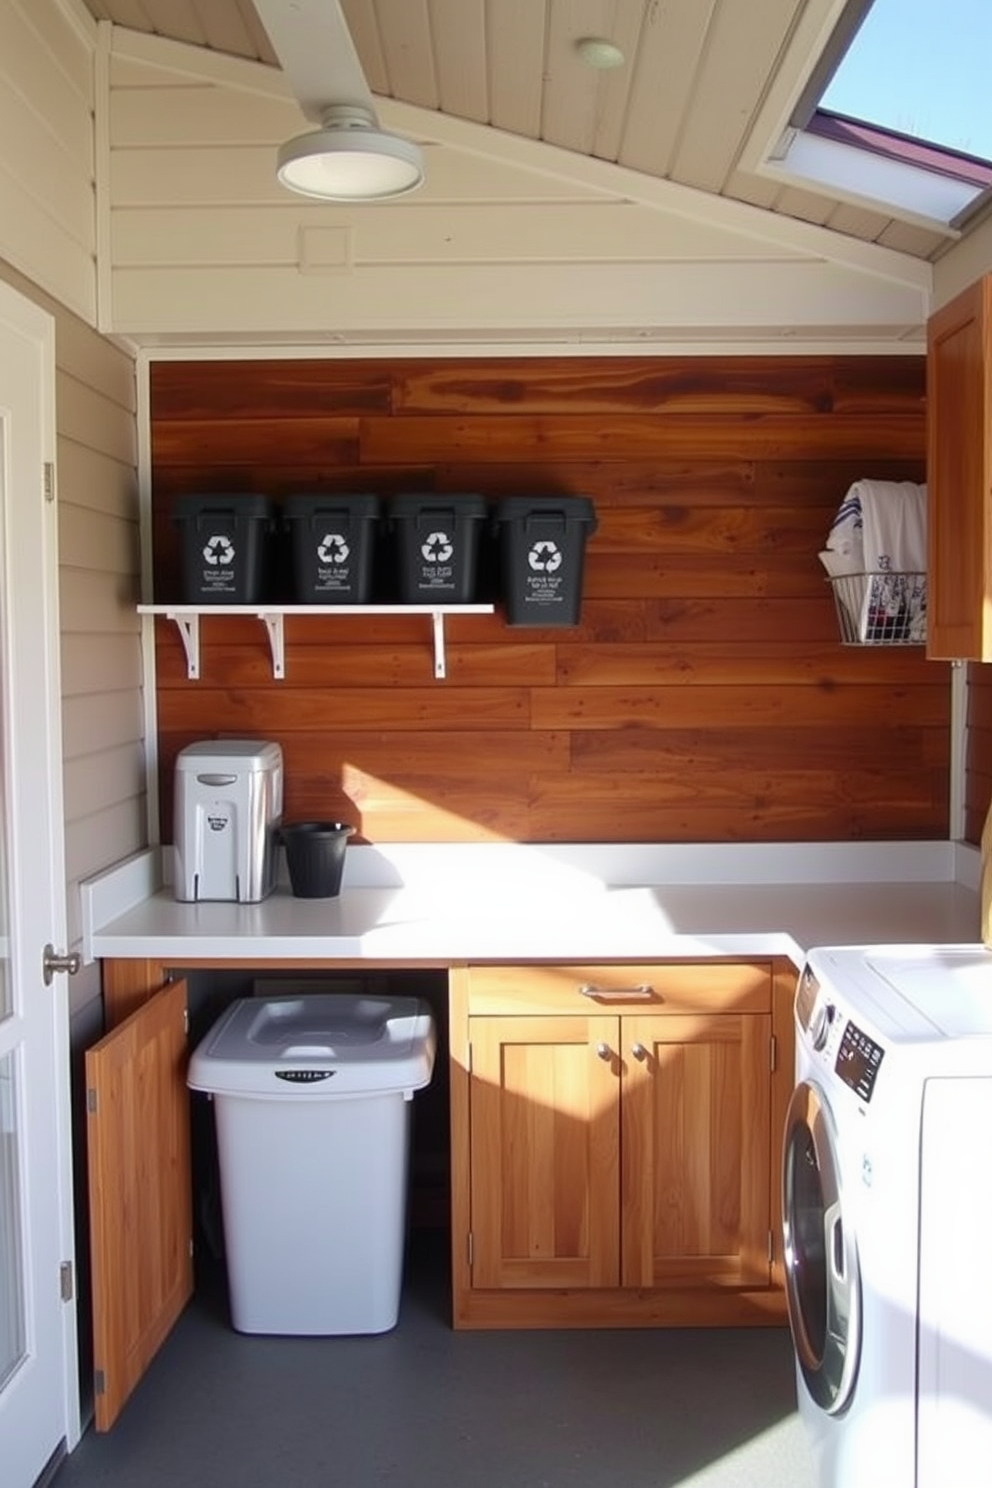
137,603 -> 496,681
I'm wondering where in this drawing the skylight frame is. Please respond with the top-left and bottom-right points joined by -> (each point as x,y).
766,0 -> 992,233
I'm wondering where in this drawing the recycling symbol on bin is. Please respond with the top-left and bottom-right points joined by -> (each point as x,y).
317,533 -> 350,564
528,540 -> 562,573
421,531 -> 454,563
202,535 -> 235,566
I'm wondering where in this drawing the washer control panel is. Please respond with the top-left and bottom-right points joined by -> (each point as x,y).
834,1018 -> 885,1102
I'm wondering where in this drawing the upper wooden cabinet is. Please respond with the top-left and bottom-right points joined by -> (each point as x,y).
926,275 -> 992,660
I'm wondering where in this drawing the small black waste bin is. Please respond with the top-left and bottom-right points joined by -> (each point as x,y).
390,494 -> 487,602
173,493 -> 275,603
280,821 -> 355,898
494,496 -> 597,626
283,494 -> 379,603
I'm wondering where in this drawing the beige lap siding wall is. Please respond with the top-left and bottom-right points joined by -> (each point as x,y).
147,354 -> 948,847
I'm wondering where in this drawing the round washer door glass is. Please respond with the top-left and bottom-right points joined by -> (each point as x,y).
782,1079 -> 861,1413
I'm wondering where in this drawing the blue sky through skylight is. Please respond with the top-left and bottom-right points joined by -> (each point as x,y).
821,0 -> 992,163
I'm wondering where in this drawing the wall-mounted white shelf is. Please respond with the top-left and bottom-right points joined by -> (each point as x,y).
137,603 -> 495,681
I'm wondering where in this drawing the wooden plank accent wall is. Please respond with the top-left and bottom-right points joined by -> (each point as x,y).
148,355 -> 948,846
966,664 -> 992,844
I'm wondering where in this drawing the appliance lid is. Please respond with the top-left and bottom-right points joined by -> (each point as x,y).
863,947 -> 992,1038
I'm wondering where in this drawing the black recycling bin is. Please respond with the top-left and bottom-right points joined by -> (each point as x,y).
173,493 -> 276,603
494,496 -> 597,626
283,494 -> 379,603
390,495 -> 487,602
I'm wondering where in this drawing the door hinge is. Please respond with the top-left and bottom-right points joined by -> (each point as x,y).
183,1007 -> 189,1036
86,1088 -> 97,1115
466,1232 -> 474,1269
769,1033 -> 777,1072
768,1230 -> 775,1264
94,1369 -> 105,1397
43,462 -> 55,503
59,1261 -> 74,1302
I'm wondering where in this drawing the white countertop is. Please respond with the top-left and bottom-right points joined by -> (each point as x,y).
83,842 -> 983,968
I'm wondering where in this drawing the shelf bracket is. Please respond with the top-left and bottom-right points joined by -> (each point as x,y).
259,612 -> 285,680
167,611 -> 200,680
138,602 -> 491,681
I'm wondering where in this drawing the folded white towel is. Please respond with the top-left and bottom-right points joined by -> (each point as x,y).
820,479 -> 927,642
854,478 -> 927,573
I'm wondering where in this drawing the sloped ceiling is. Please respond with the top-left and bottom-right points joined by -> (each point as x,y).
77,0 -> 959,266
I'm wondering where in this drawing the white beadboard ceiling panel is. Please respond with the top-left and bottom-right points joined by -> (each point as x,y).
73,0 -> 988,270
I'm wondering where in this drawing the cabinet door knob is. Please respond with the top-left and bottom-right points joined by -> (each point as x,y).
631,1042 -> 648,1062
595,1042 -> 612,1062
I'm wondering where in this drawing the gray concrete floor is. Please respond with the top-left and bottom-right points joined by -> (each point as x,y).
55,1233 -> 815,1488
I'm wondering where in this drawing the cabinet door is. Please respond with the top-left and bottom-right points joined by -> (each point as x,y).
621,1012 -> 772,1290
468,1015 -> 620,1289
927,275 -> 992,660
85,977 -> 193,1431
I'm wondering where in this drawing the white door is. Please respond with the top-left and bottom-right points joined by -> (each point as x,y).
0,283 -> 78,1485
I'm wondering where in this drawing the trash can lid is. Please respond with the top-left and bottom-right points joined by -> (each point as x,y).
494,495 -> 597,527
187,994 -> 436,1098
175,739 -> 283,774
390,493 -> 488,519
172,493 -> 275,522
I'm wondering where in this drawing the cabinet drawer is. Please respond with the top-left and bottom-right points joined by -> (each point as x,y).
464,961 -> 772,1016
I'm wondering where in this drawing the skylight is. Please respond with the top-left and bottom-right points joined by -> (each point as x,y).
820,0 -> 992,165
772,0 -> 992,229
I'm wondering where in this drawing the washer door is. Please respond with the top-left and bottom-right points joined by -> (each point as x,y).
782,1078 -> 861,1414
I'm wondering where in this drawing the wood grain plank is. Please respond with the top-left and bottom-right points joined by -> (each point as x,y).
398,356 -> 925,416
584,553 -> 834,600
572,725 -> 949,773
524,796 -> 947,843
555,641 -> 941,687
360,413 -> 925,464
150,360 -> 393,418
154,641 -> 556,689
592,505 -> 831,555
647,597 -> 839,643
151,417 -> 362,465
155,686 -> 531,732
530,684 -> 950,730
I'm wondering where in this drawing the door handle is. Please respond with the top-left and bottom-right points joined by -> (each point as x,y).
43,943 -> 81,986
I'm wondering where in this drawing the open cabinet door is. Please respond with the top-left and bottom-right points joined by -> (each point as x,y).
85,978 -> 193,1431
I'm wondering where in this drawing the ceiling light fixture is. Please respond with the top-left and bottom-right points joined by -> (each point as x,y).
276,104 -> 424,201
575,36 -> 626,70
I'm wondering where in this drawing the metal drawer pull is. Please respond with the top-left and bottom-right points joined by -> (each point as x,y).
595,1042 -> 612,1062
631,1042 -> 648,1062
579,984 -> 654,1000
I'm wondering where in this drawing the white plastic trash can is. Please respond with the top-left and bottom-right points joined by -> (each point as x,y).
187,993 -> 436,1336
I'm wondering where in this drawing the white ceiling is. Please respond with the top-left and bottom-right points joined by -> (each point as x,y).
77,0 -> 973,265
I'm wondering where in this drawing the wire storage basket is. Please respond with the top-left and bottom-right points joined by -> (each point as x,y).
828,571 -> 926,646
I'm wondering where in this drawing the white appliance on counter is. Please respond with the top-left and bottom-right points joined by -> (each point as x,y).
783,944 -> 992,1488
173,739 -> 283,903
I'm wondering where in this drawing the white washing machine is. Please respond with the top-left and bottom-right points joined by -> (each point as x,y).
783,943 -> 992,1488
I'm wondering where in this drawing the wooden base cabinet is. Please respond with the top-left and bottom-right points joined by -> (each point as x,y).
449,961 -> 794,1329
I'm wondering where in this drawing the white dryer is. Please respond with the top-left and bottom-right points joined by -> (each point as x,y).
783,943 -> 992,1488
